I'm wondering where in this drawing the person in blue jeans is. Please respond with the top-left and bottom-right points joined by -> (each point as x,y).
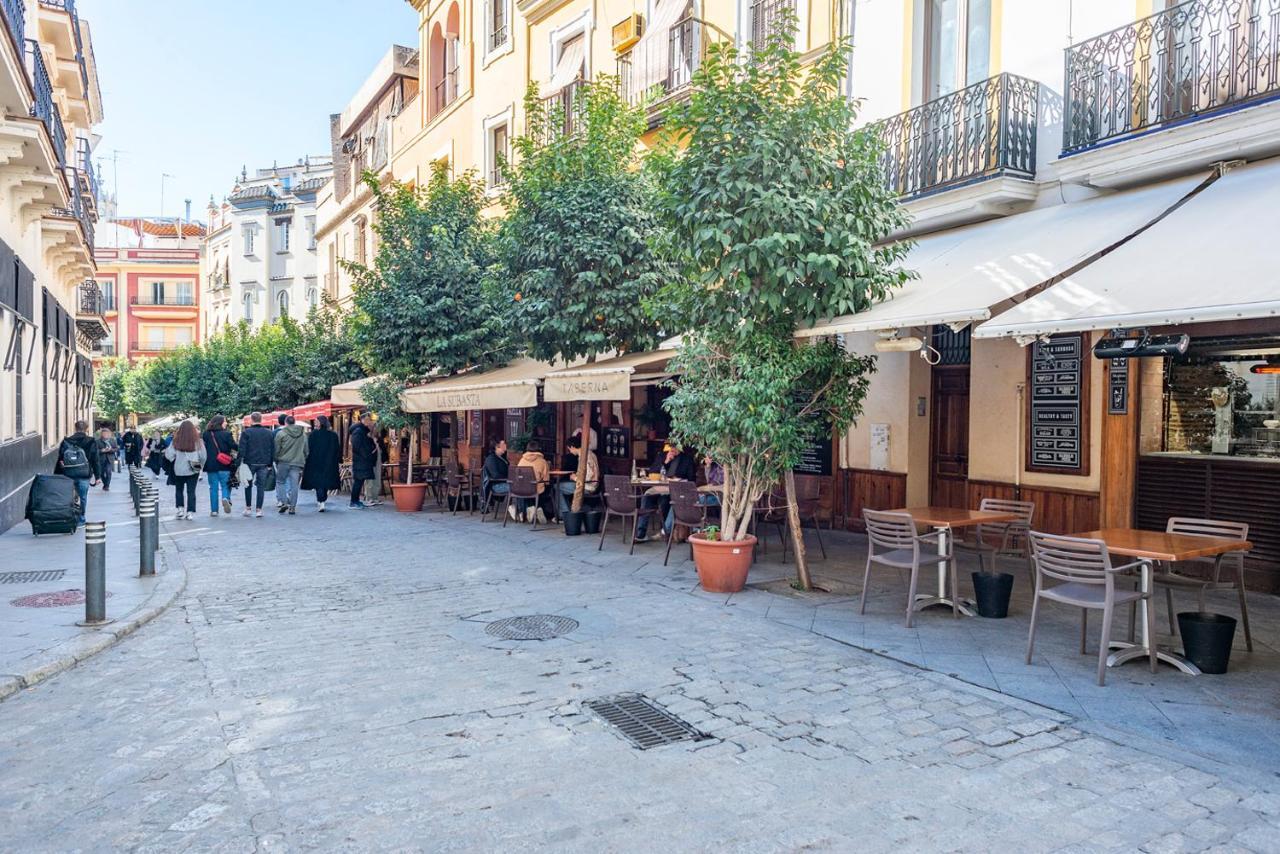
661,457 -> 723,538
201,415 -> 239,517
56,421 -> 101,525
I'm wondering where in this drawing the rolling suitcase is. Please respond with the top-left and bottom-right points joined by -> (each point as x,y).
25,474 -> 78,535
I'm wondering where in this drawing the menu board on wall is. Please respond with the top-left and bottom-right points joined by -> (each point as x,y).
603,426 -> 629,459
1108,358 -> 1129,415
793,430 -> 834,477
1027,334 -> 1091,475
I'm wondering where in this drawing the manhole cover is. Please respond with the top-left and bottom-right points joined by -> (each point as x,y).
484,614 -> 579,640
0,570 -> 66,585
584,694 -> 706,750
11,589 -> 112,608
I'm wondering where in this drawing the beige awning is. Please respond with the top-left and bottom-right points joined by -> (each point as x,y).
330,375 -> 380,408
401,358 -> 555,413
542,349 -> 677,402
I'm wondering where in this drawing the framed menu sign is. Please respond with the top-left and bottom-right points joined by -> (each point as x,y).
1107,358 -> 1129,415
1027,334 -> 1091,475
792,428 -> 834,476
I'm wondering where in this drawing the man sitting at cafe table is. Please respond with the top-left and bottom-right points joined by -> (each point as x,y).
482,439 -> 510,510
556,434 -> 599,519
634,443 -> 695,542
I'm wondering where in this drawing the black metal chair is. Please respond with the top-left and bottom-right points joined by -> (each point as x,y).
502,466 -> 543,530
478,478 -> 507,522
599,475 -> 661,555
444,458 -> 480,515
664,481 -> 710,566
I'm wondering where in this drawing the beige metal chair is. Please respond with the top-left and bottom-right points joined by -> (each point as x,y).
1027,532 -> 1155,686
1157,518 -> 1252,652
954,498 -> 1035,582
861,509 -> 959,628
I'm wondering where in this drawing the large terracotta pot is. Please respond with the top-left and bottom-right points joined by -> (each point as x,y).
689,534 -> 756,593
390,482 -> 427,512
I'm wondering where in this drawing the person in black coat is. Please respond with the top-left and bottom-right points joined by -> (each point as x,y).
302,415 -> 341,512
121,428 -> 144,468
237,413 -> 276,516
348,414 -> 377,509
201,415 -> 239,517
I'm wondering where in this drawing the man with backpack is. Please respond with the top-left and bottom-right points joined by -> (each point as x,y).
55,420 -> 101,526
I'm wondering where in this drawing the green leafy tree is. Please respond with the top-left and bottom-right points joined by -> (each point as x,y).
295,299 -> 365,405
93,358 -> 131,427
500,77 -> 670,511
655,16 -> 910,585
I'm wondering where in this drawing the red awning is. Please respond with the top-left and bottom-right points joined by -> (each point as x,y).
291,399 -> 332,421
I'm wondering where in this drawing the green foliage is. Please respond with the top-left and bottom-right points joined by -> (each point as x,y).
499,77 -> 669,363
358,375 -> 413,433
651,14 -> 912,341
92,358 -> 130,424
346,166 -> 509,383
655,15 -> 908,540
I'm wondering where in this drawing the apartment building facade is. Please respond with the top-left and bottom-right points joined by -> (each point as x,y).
316,45 -> 419,308
92,217 -> 204,363
200,157 -> 333,339
0,0 -> 105,532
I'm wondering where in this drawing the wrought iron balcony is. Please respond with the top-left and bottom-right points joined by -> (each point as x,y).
1064,0 -> 1280,153
25,40 -> 66,168
619,15 -> 702,110
540,78 -> 587,140
875,72 -> 1039,199
77,280 -> 102,315
75,139 -> 98,211
54,168 -> 93,250
75,280 -> 109,341
431,68 -> 458,118
37,0 -> 89,97
1,0 -> 25,55
750,0 -> 794,50
131,294 -> 195,307
131,341 -> 189,352
92,343 -> 114,356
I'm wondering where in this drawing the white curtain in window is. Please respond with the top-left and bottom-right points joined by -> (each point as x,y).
633,0 -> 689,94
547,36 -> 586,91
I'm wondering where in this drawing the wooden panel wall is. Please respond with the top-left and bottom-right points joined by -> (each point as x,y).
1099,358 -> 1139,528
966,479 -> 1100,535
834,468 -> 908,531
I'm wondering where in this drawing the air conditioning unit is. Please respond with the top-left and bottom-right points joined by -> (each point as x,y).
612,13 -> 644,53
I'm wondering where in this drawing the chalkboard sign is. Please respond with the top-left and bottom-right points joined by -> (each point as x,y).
793,429 -> 834,477
602,426 -> 629,459
1027,334 -> 1090,475
1108,358 -> 1129,415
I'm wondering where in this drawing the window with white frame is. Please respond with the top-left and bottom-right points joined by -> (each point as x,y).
274,218 -> 292,253
920,0 -> 991,101
307,287 -> 318,309
242,225 -> 255,256
277,290 -> 289,319
243,290 -> 254,322
487,120 -> 509,189
354,216 -> 368,265
175,281 -> 194,306
306,215 -> 317,250
486,0 -> 510,54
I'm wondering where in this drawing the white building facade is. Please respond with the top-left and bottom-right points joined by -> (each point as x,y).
201,157 -> 333,338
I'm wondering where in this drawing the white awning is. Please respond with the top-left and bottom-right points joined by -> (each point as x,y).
974,157 -> 1280,339
542,349 -> 677,402
796,173 -> 1207,338
547,38 -> 585,92
631,0 -> 690,94
331,375 -> 380,408
401,358 -> 556,413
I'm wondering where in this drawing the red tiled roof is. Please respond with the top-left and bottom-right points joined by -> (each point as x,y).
112,218 -> 207,238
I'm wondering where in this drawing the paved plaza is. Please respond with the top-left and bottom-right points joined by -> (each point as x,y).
2,491 -> 1280,852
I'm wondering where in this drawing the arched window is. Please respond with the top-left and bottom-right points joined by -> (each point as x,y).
242,291 -> 254,322
306,287 -> 318,309
277,290 -> 289,319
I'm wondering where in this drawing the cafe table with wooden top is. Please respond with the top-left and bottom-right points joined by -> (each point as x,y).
888,506 -> 1024,617
1071,528 -> 1253,676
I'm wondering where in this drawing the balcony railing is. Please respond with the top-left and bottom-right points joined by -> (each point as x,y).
76,139 -> 98,209
54,168 -> 93,250
77,280 -> 102,315
38,0 -> 89,97
540,78 -> 587,140
432,68 -> 458,117
1064,0 -> 1280,153
1,0 -> 25,54
875,72 -> 1039,199
92,343 -> 114,356
25,40 -> 66,168
131,294 -> 195,307
131,341 -> 189,352
619,15 -> 702,109
750,0 -> 794,50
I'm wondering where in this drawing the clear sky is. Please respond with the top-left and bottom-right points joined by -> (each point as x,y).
84,0 -> 419,222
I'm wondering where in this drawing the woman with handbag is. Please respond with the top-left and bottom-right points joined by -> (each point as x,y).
164,420 -> 207,520
202,415 -> 239,517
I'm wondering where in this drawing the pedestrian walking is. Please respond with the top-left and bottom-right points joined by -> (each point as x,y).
96,427 -> 118,491
145,432 -> 165,476
164,420 -> 206,520
273,415 -> 308,515
366,428 -> 388,505
55,420 -> 101,526
238,411 -> 274,517
202,415 -> 239,517
301,415 -> 340,512
121,426 -> 143,468
348,413 -> 376,509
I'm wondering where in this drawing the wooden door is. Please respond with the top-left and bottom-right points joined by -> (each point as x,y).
930,366 -> 970,508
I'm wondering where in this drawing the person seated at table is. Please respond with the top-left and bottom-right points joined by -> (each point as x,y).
482,439 -> 510,507
660,455 -> 723,539
511,439 -> 553,524
635,444 -> 695,541
556,435 -> 599,518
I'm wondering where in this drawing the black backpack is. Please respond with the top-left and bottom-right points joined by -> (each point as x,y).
60,441 -> 91,479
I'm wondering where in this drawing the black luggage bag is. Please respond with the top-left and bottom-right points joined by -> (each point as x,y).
25,474 -> 78,535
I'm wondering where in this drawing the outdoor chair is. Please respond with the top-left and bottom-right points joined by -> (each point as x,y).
599,474 -> 661,556
501,466 -> 543,531
478,478 -> 507,522
751,486 -> 788,555
664,481 -> 710,566
444,458 -> 480,515
1027,532 -> 1155,686
953,498 -> 1035,583
861,509 -> 960,628
1157,518 -> 1252,652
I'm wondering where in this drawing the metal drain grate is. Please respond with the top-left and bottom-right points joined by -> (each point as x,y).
485,614 -> 579,640
584,694 -> 706,750
0,570 -> 66,585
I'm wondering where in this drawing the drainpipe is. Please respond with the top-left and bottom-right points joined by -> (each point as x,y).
1014,381 -> 1025,498
843,0 -> 857,104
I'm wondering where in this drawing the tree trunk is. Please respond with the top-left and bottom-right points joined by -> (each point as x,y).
406,428 -> 416,485
784,469 -> 811,590
571,404 -> 590,513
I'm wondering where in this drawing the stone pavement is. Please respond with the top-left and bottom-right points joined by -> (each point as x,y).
0,467 -> 185,700
1,492 -> 1279,852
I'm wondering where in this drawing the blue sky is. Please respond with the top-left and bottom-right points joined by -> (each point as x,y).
84,0 -> 419,222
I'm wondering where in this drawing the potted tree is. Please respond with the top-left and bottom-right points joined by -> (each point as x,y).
359,376 -> 426,512
653,12 -> 910,590
499,77 -> 668,534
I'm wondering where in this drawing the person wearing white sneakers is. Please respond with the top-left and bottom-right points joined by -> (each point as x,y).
302,415 -> 340,512
238,412 -> 274,517
164,420 -> 206,520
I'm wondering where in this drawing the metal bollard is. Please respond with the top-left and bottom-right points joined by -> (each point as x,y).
77,521 -> 112,627
129,471 -> 141,515
138,496 -> 157,576
145,487 -> 161,553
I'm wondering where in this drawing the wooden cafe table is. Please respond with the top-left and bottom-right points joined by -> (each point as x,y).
1072,528 -> 1253,676
889,506 -> 1023,617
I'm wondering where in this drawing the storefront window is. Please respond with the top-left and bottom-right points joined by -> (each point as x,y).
1164,350 -> 1280,458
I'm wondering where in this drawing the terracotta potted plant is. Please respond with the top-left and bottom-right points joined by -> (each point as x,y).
361,377 -> 427,512
688,525 -> 754,593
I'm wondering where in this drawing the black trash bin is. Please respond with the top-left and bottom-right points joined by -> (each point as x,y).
971,572 -> 1014,619
1177,612 -> 1237,674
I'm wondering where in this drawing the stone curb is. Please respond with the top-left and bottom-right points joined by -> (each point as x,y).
0,541 -> 188,703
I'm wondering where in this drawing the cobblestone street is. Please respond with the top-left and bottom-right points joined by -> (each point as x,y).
2,496 -> 1280,853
